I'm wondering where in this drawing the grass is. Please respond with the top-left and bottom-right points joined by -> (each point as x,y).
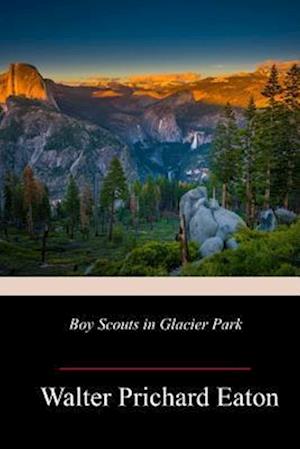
0,218 -> 179,276
2,217 -> 298,276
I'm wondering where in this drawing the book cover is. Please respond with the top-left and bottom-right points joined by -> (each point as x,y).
1,0 -> 299,442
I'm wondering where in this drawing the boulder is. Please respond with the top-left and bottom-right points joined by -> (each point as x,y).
216,224 -> 232,241
208,198 -> 220,210
194,197 -> 208,209
180,186 -> 247,258
275,208 -> 297,225
225,238 -> 239,250
200,237 -> 224,258
257,209 -> 277,232
189,206 -> 218,244
213,207 -> 246,234
179,187 -> 208,233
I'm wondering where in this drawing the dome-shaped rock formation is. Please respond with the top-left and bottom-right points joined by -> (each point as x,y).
0,63 -> 57,108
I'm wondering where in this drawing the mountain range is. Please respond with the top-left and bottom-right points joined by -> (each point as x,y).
0,60 -> 298,200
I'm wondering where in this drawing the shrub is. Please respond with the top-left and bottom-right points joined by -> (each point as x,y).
188,241 -> 199,262
122,241 -> 178,271
120,240 -> 199,276
274,263 -> 298,276
88,258 -> 123,276
88,240 -> 199,276
181,220 -> 300,276
119,264 -> 167,276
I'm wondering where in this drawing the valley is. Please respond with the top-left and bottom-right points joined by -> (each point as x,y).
2,60 -> 298,199
0,59 -> 299,277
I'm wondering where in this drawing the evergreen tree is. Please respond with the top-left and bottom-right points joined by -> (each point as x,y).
35,181 -> 51,226
64,175 -> 80,239
157,177 -> 180,214
283,64 -> 300,110
211,103 -> 241,208
240,97 -> 258,226
261,64 -> 283,106
80,184 -> 94,238
2,171 -> 25,232
23,165 -> 43,235
140,176 -> 160,229
100,157 -> 128,241
260,64 -> 283,207
282,64 -> 300,208
130,180 -> 142,234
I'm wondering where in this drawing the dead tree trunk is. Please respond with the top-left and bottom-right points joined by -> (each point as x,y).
41,224 -> 49,264
179,213 -> 189,266
222,183 -> 227,209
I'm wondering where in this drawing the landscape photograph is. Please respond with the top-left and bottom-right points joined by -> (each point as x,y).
0,0 -> 299,276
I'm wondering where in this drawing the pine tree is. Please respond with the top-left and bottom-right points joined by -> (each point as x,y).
140,176 -> 160,229
260,64 -> 283,208
64,175 -> 80,239
100,157 -> 128,241
23,165 -> 42,236
130,180 -> 142,235
240,96 -> 258,226
283,64 -> 300,110
282,64 -> 300,208
2,171 -> 18,236
211,103 -> 241,208
156,177 -> 179,214
35,181 -> 51,226
261,64 -> 283,106
80,184 -> 94,239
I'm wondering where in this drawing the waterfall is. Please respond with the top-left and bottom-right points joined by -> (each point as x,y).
191,132 -> 198,150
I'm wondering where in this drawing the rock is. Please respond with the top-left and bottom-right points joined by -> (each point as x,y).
180,186 -> 246,251
189,206 -> 218,244
216,224 -> 232,241
194,197 -> 208,208
213,207 -> 247,234
0,63 -> 57,108
180,186 -> 207,205
0,97 -> 137,200
257,209 -> 277,232
143,110 -> 182,142
179,187 -> 208,231
142,91 -> 195,143
275,208 -> 297,225
225,238 -> 239,250
208,198 -> 220,210
200,237 -> 224,258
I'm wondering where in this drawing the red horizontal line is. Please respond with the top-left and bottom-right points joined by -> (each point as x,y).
57,367 -> 252,372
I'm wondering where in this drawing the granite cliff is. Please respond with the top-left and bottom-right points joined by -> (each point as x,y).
0,63 -> 57,108
0,96 -> 136,200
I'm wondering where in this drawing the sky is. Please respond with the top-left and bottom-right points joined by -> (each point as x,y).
0,0 -> 299,80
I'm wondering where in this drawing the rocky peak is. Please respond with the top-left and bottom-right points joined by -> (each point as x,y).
0,63 -> 58,108
160,90 -> 195,108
